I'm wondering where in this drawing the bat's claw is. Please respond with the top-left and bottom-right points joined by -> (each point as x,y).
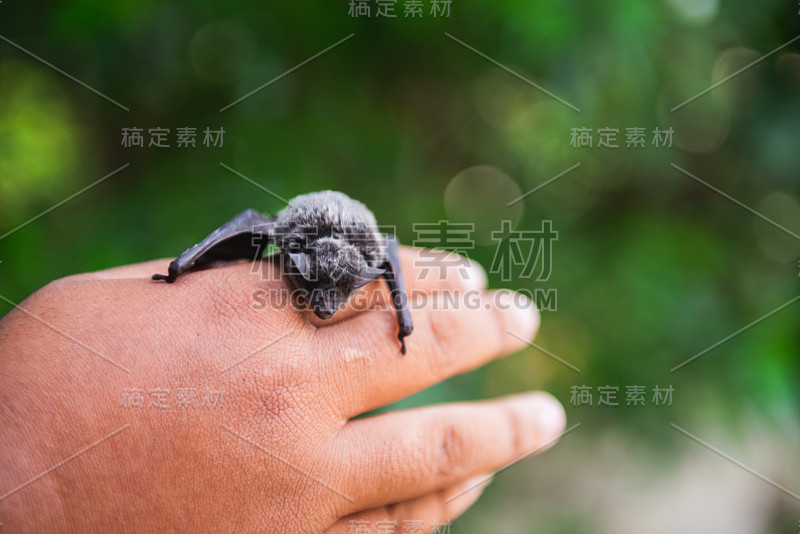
399,336 -> 407,355
152,261 -> 179,283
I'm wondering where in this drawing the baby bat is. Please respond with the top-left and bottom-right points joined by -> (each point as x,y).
152,190 -> 413,354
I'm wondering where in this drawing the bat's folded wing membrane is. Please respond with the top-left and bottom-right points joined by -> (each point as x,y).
153,209 -> 274,282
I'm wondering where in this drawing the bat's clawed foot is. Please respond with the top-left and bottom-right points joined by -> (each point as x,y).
397,321 -> 413,355
151,261 -> 179,283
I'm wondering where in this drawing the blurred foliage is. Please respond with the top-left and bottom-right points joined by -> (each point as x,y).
1,0 -> 799,530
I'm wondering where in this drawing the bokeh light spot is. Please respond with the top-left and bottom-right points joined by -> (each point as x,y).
444,165 -> 523,245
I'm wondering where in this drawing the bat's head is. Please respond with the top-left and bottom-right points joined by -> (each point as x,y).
285,237 -> 384,319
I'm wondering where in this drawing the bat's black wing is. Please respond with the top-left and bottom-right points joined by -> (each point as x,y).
152,209 -> 275,283
381,235 -> 413,355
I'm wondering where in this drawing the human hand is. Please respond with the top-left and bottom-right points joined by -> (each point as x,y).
0,247 -> 566,533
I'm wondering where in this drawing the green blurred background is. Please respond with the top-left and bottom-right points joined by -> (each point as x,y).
1,0 -> 799,532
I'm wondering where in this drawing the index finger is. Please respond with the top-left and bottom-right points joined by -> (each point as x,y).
66,247 -> 484,289
316,288 -> 540,418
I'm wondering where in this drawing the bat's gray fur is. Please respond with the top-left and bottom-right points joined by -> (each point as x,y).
273,191 -> 388,319
152,190 -> 413,353
275,191 -> 384,265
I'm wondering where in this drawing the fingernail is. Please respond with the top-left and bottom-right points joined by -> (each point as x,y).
462,260 -> 487,291
493,289 -> 539,347
529,392 -> 566,442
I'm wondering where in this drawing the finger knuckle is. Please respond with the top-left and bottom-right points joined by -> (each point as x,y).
504,405 -> 527,457
242,361 -> 315,427
432,419 -> 469,481
424,310 -> 462,376
262,382 -> 303,418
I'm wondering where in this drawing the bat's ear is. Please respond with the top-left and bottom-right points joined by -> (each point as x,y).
287,251 -> 312,280
353,265 -> 385,288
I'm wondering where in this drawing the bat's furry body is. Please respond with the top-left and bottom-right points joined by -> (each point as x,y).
153,191 -> 413,353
